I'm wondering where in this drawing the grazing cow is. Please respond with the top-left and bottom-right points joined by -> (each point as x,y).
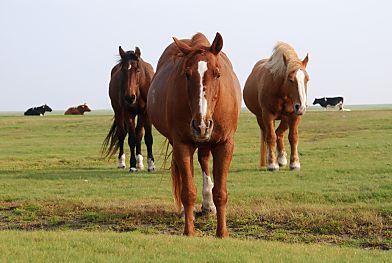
24,104 -> 52,116
65,103 -> 91,115
313,97 -> 344,110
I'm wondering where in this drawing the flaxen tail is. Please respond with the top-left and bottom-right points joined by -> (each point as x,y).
260,129 -> 267,167
171,158 -> 182,213
101,118 -> 121,158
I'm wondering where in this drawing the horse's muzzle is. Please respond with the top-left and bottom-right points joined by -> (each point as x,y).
125,95 -> 137,105
294,103 -> 306,115
191,119 -> 214,142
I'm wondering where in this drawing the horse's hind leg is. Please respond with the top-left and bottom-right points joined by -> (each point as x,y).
117,128 -> 126,168
276,117 -> 289,167
256,115 -> 267,167
115,113 -> 127,169
198,147 -> 216,215
126,115 -> 137,172
135,115 -> 145,171
288,116 -> 301,171
144,116 -> 156,172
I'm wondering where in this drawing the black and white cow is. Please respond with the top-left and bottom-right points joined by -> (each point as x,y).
24,104 -> 53,116
313,97 -> 344,110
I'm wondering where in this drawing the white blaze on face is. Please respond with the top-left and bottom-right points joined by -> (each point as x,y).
197,60 -> 208,127
128,64 -> 132,70
295,69 -> 307,111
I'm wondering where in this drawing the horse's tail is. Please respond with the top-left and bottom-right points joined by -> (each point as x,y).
260,129 -> 267,167
101,118 -> 120,158
171,157 -> 182,213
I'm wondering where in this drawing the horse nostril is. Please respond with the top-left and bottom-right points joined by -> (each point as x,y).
130,95 -> 136,102
206,119 -> 213,129
192,120 -> 199,132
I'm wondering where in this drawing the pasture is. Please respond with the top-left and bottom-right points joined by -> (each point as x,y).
0,109 -> 391,261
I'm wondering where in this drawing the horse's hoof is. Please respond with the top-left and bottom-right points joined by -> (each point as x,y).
277,152 -> 288,167
201,205 -> 217,216
136,154 -> 144,170
129,167 -> 137,173
267,163 -> 279,171
290,162 -> 301,171
117,154 -> 126,168
147,158 -> 156,173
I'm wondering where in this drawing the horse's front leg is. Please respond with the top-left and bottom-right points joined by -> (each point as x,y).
126,115 -> 137,172
262,112 -> 279,171
135,115 -> 145,171
173,142 -> 196,236
144,114 -> 156,172
288,116 -> 301,170
115,112 -> 127,168
276,116 -> 289,167
212,140 -> 234,238
198,147 -> 215,215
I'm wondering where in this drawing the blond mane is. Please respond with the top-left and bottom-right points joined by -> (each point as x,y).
265,42 -> 303,79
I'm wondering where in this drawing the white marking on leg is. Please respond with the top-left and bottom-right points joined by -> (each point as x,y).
147,158 -> 156,172
277,151 -> 288,167
136,154 -> 144,170
118,154 -> 126,168
290,162 -> 301,171
201,171 -> 216,215
198,60 -> 208,127
296,70 -> 307,113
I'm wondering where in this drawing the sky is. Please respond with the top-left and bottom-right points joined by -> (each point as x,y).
0,0 -> 391,111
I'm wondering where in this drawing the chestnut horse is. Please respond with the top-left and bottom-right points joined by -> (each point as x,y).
102,46 -> 156,172
64,103 -> 91,115
147,32 -> 241,237
243,42 -> 309,171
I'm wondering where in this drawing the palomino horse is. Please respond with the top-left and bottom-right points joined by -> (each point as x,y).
243,42 -> 309,171
24,104 -> 52,116
64,103 -> 91,115
147,32 -> 241,237
102,46 -> 156,172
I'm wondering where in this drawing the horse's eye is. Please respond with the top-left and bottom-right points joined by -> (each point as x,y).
136,69 -> 140,73
215,72 -> 221,80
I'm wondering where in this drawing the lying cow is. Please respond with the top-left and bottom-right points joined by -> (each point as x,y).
24,104 -> 53,116
313,97 -> 344,110
64,103 -> 91,115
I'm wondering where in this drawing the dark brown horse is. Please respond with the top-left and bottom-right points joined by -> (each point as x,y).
147,32 -> 241,237
64,103 -> 91,115
243,42 -> 309,171
102,46 -> 155,172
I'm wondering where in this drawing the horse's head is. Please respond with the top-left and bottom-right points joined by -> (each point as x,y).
44,104 -> 52,112
282,54 -> 309,115
173,33 -> 223,142
312,98 -> 319,105
119,46 -> 142,106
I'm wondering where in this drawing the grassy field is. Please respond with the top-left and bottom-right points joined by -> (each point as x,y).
0,108 -> 391,261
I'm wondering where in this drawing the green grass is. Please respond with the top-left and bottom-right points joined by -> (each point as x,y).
0,109 -> 391,261
0,231 -> 390,263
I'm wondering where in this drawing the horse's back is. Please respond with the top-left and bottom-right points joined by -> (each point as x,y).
244,59 -> 269,115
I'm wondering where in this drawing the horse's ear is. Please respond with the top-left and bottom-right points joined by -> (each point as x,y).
283,54 -> 288,66
173,37 -> 192,55
135,46 -> 141,58
119,46 -> 126,59
210,32 -> 223,55
302,53 -> 309,68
